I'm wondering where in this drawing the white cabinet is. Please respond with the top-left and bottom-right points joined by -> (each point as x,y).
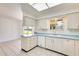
53,38 -> 64,52
45,37 -> 63,52
37,20 -> 49,30
30,36 -> 37,48
21,36 -> 37,51
62,39 -> 75,55
23,17 -> 35,26
67,13 -> 79,29
37,36 -> 45,47
45,36 -> 75,56
45,37 -> 53,49
75,40 -> 79,56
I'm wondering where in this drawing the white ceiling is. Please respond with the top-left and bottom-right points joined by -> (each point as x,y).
21,3 -> 79,19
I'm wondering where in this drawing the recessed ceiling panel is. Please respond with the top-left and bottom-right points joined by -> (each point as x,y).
28,3 -> 62,12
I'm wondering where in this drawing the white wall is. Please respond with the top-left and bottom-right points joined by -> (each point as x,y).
0,4 -> 23,43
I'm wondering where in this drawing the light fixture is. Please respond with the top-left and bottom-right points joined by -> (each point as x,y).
32,3 -> 48,11
47,3 -> 62,8
28,3 -> 61,12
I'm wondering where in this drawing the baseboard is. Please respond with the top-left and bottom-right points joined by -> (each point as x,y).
21,45 -> 38,52
21,45 -> 68,56
38,46 -> 68,56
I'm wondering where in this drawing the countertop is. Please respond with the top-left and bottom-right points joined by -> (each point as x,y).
21,32 -> 79,40
35,32 -> 79,40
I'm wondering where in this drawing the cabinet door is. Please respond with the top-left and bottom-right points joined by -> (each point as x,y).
45,37 -> 53,49
75,40 -> 79,56
53,38 -> 64,52
37,20 -> 49,30
21,38 -> 31,51
62,39 -> 75,55
30,37 -> 37,48
37,36 -> 45,47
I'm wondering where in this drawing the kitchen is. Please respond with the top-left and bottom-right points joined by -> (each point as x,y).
0,3 -> 79,56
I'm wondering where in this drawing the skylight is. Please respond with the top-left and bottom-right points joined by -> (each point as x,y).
29,3 -> 61,12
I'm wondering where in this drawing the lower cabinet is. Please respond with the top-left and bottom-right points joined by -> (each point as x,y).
37,36 -> 79,56
75,40 -> 79,56
62,39 -> 75,55
30,36 -> 37,48
53,38 -> 64,53
38,36 -> 45,47
45,37 -> 53,49
45,37 -> 64,53
21,36 -> 37,51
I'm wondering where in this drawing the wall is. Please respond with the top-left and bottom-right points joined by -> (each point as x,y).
0,4 -> 23,43
36,12 -> 79,35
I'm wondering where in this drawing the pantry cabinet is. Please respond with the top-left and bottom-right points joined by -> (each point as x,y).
37,36 -> 45,47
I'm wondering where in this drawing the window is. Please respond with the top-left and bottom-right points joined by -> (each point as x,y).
50,17 -> 64,30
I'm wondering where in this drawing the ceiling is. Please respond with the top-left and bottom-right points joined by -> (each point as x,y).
21,3 -> 79,19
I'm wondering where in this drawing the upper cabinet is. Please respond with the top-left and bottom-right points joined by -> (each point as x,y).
66,13 -> 79,30
23,16 -> 35,26
36,19 -> 49,31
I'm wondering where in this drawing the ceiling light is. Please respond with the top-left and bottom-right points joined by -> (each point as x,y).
29,3 -> 34,5
32,3 -> 48,11
47,3 -> 61,8
28,3 -> 61,12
